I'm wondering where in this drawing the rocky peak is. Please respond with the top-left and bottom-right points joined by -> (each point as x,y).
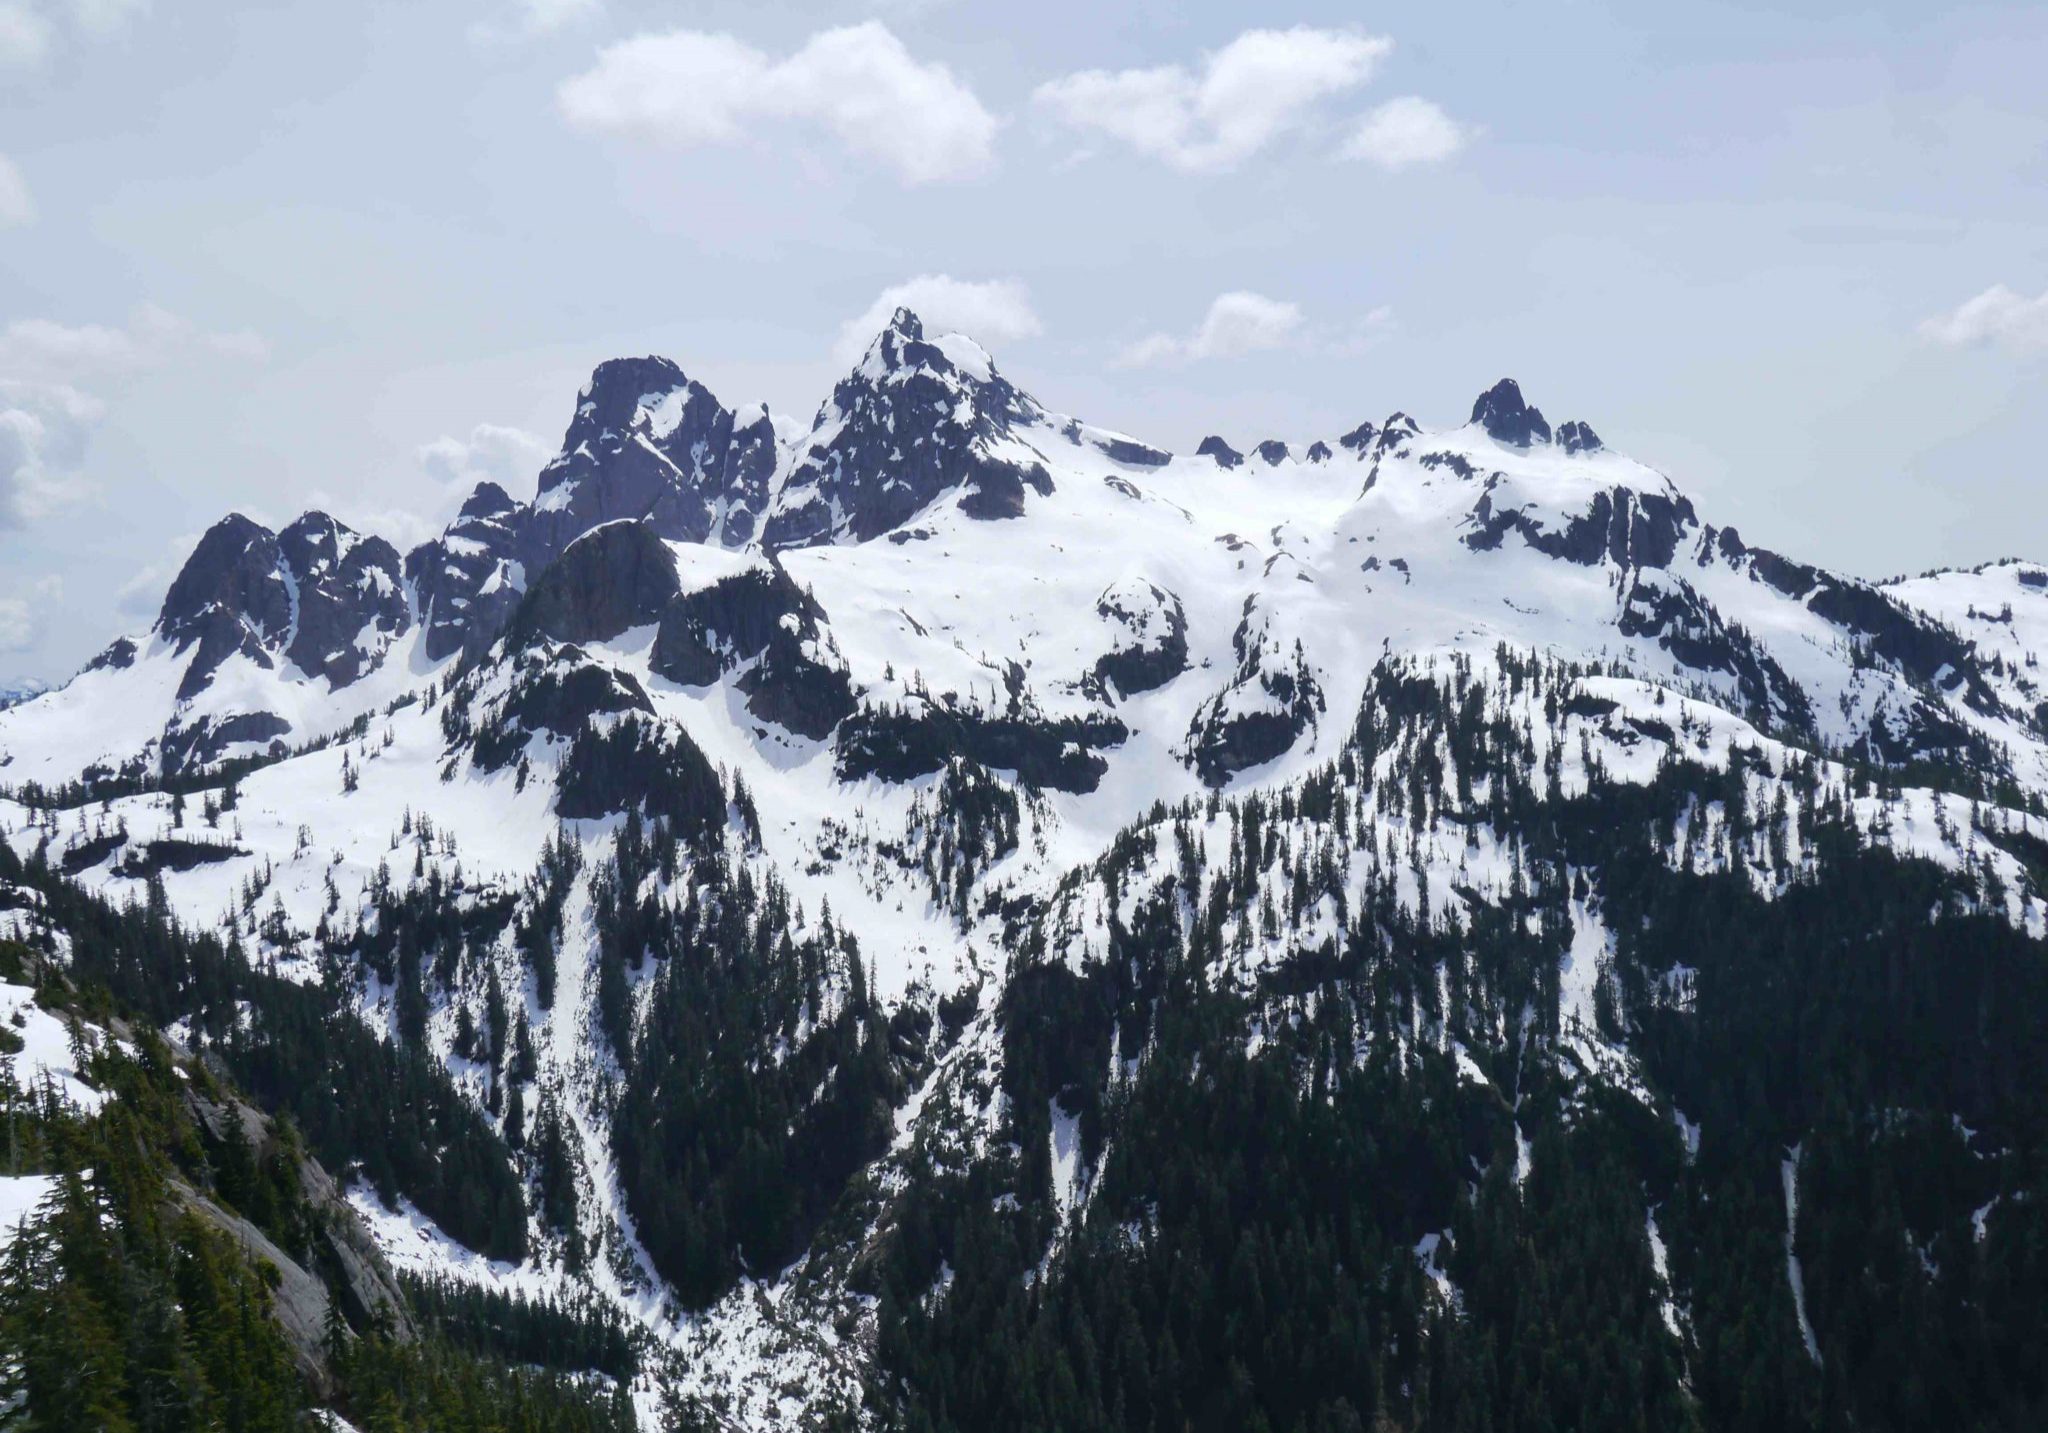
1255,440 -> 1291,465
543,355 -> 697,485
1375,414 -> 1421,455
1471,379 -> 1552,448
1338,419 -> 1378,455
158,514 -> 289,651
275,510 -> 359,575
408,485 -> 530,664
1197,436 -> 1244,470
846,307 -> 1018,400
458,480 -> 518,521
760,310 -> 1051,547
1558,419 -> 1603,455
274,513 -> 409,687
529,355 -> 750,557
413,358 -> 783,661
149,507 -> 410,750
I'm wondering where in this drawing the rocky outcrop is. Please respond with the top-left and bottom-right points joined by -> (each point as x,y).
1616,571 -> 1813,736
507,519 -> 680,649
650,561 -> 856,739
160,711 -> 294,772
1090,579 -> 1189,698
1375,414 -> 1421,454
1184,599 -> 1326,787
1094,433 -> 1172,468
470,649 -> 656,772
179,1078 -> 414,1396
1465,481 -> 1698,571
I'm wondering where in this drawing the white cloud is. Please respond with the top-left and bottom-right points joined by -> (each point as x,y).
516,0 -> 599,30
0,154 -> 31,227
315,423 -> 552,553
0,306 -> 265,529
0,576 -> 63,653
1920,284 -> 2048,354
1034,27 -> 1390,172
0,0 -> 144,67
0,602 -> 33,653
418,422 -> 550,495
0,3 -> 51,67
0,381 -> 101,527
67,0 -> 147,38
0,304 -> 268,382
559,22 -> 998,185
835,275 -> 1041,363
471,0 -> 600,45
113,531 -> 197,622
1117,291 -> 1306,367
1344,96 -> 1471,169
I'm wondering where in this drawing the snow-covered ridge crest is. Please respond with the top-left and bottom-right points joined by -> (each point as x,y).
3,307 -> 2044,826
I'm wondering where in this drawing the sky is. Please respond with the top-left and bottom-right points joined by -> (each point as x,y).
0,0 -> 2044,684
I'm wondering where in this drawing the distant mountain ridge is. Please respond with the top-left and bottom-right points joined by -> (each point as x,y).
6,305 -> 2043,804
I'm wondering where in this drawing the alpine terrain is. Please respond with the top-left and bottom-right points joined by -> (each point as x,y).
5,308 -> 2048,1431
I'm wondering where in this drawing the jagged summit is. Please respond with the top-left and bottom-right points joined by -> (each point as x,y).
1471,377 -> 1552,447
762,309 -> 1049,546
531,354 -> 771,555
847,304 -> 1007,392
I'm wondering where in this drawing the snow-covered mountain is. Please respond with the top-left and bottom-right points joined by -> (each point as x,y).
4,309 -> 2046,1428
0,679 -> 49,709
10,307 -> 2042,811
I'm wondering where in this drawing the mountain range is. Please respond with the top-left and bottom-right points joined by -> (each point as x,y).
3,308 -> 2047,1430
